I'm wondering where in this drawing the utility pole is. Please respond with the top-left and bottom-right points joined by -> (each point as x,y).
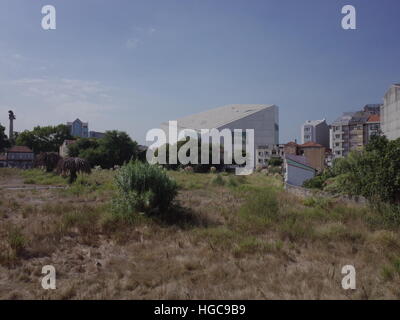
8,110 -> 15,142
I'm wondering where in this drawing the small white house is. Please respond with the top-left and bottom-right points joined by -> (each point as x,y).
284,154 -> 316,187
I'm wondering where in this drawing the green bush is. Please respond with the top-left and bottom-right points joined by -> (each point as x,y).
308,136 -> 400,204
113,161 -> 178,219
268,157 -> 283,167
303,175 -> 326,189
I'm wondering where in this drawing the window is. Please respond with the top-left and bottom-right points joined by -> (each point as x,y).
335,134 -> 340,139
335,143 -> 340,147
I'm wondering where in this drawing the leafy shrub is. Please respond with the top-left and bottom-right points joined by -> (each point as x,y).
306,136 -> 400,205
113,161 -> 178,219
268,157 -> 283,167
303,175 -> 326,189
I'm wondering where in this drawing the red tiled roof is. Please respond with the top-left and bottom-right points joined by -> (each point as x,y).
367,114 -> 380,123
7,146 -> 33,153
285,141 -> 298,146
299,142 -> 324,148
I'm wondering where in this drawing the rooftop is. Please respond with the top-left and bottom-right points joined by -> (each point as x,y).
67,118 -> 88,126
7,146 -> 33,153
303,119 -> 326,126
161,104 -> 276,130
367,114 -> 380,123
299,141 -> 324,148
285,154 -> 314,169
331,112 -> 355,126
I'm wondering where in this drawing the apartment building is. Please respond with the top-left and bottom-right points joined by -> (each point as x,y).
301,119 -> 330,148
256,144 -> 284,167
381,84 -> 400,140
364,114 -> 380,145
330,104 -> 382,158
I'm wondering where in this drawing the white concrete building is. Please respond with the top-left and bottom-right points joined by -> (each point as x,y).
301,119 -> 330,148
160,104 -> 279,166
381,84 -> 400,140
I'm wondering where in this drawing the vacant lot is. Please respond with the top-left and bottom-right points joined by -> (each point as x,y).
0,168 -> 399,299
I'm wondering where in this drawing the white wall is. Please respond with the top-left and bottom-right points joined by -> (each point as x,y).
382,86 -> 400,140
285,162 -> 315,187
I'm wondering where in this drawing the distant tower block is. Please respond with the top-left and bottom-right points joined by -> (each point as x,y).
8,110 -> 16,140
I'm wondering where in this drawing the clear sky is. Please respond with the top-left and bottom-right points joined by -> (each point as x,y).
0,0 -> 399,144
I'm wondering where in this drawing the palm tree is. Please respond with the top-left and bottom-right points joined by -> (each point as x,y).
35,152 -> 61,172
57,157 -> 91,183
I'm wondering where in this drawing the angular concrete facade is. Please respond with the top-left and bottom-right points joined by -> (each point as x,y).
381,84 -> 400,140
159,104 -> 279,166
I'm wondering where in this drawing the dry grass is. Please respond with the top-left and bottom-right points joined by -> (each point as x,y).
0,167 -> 399,299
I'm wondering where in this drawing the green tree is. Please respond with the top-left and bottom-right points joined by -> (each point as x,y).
0,123 -> 11,152
154,138 -> 226,172
67,138 -> 99,157
16,124 -> 72,154
304,135 -> 400,204
97,130 -> 138,168
67,131 -> 138,169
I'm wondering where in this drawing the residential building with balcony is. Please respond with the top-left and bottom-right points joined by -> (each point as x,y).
330,104 -> 382,159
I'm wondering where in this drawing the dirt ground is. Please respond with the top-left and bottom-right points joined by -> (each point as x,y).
0,169 -> 399,299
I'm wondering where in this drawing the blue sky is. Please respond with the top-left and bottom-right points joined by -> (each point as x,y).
0,0 -> 399,144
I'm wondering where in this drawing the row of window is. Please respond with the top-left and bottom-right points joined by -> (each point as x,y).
258,150 -> 279,157
7,154 -> 34,160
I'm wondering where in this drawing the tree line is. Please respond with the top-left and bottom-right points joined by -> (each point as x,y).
304,135 -> 400,204
0,123 -> 140,170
